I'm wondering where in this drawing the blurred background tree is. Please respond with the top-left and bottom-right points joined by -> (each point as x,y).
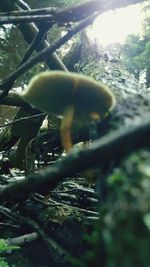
121,0 -> 150,87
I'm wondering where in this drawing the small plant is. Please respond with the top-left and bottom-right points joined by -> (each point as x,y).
0,239 -> 20,253
0,239 -> 20,267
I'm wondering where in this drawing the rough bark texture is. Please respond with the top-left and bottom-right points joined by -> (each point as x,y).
79,32 -> 150,134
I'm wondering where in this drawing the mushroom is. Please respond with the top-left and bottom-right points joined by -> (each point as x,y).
22,71 -> 116,152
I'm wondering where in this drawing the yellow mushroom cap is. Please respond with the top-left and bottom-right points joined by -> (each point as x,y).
21,71 -> 116,122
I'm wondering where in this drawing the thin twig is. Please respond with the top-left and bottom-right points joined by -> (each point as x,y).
19,26 -> 49,65
0,113 -> 47,128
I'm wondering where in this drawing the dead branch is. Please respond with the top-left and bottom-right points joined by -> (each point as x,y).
0,113 -> 46,129
5,232 -> 38,247
0,92 -> 32,109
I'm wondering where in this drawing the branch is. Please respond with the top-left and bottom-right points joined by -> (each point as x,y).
0,112 -> 46,128
0,92 -> 32,108
0,120 -> 149,201
5,232 -> 38,247
0,7 -> 57,16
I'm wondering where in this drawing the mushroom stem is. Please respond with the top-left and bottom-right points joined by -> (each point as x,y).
60,105 -> 75,152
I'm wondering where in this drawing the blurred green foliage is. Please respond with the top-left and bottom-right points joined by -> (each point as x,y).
0,25 -> 26,81
0,239 -> 20,252
121,1 -> 150,87
0,239 -> 20,267
71,150 -> 150,267
0,260 -> 9,267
